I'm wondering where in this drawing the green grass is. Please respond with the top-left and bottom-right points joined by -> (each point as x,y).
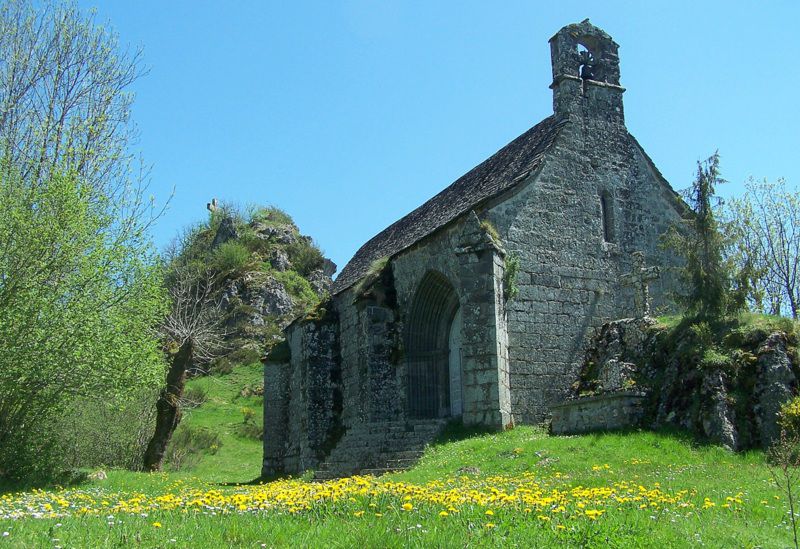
164,362 -> 263,483
0,424 -> 795,548
2,356 -> 798,547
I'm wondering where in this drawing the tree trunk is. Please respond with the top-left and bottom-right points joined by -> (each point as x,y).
143,341 -> 192,472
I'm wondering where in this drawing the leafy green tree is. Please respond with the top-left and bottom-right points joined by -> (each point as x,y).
0,0 -> 166,481
664,152 -> 739,319
0,0 -> 144,189
0,166 -> 165,480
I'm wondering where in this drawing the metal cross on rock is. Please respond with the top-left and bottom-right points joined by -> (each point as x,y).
621,251 -> 660,318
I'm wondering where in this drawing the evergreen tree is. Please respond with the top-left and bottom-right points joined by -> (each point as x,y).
664,152 -> 738,318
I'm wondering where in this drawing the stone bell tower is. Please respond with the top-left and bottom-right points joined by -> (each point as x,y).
549,19 -> 625,125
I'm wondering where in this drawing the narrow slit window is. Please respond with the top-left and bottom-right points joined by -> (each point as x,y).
600,191 -> 615,243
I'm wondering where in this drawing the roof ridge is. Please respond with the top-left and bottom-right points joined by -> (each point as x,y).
332,115 -> 567,295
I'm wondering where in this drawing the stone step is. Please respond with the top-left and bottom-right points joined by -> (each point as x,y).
312,471 -> 337,481
358,468 -> 399,477
312,419 -> 448,480
378,450 -> 423,460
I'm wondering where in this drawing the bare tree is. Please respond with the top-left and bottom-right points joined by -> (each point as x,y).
0,0 -> 145,188
727,178 -> 800,318
143,268 -> 226,472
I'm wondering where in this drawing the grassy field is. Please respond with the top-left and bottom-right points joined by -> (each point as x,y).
169,362 -> 265,483
0,362 -> 796,548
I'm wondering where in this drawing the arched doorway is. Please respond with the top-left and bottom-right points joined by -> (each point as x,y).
406,271 -> 462,419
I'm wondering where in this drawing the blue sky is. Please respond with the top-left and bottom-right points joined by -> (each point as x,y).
81,0 -> 799,273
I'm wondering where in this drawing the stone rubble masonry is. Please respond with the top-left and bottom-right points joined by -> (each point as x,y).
550,391 -> 647,435
262,20 -> 689,477
262,308 -> 341,477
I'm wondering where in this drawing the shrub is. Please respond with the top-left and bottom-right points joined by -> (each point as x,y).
0,168 -> 166,482
237,423 -> 264,441
241,407 -> 255,424
504,253 -> 520,301
181,386 -> 209,410
354,257 -> 390,298
165,425 -> 221,471
209,357 -> 235,376
227,346 -> 262,367
273,270 -> 319,309
249,206 -> 295,227
699,348 -> 731,371
688,321 -> 714,348
237,406 -> 263,440
52,392 -> 158,474
780,397 -> 800,437
480,220 -> 501,242
286,240 -> 325,277
211,241 -> 252,274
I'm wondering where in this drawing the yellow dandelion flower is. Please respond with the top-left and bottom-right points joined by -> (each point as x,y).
439,511 -> 449,517
152,522 -> 162,528
402,503 -> 413,511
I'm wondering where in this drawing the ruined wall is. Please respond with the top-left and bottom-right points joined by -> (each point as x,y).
550,392 -> 647,435
261,308 -> 341,477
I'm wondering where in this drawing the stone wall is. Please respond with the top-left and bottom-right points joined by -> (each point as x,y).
262,21 -> 691,476
261,307 -> 341,476
550,392 -> 647,435
483,97 -> 686,424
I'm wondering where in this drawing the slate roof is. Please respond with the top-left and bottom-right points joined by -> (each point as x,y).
332,115 -> 568,295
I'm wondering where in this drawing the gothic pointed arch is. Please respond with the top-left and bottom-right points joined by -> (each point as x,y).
405,270 -> 461,419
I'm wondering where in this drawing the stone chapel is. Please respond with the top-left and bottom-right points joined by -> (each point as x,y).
262,20 -> 687,478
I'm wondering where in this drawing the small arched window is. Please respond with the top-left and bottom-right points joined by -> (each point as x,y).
599,190 -> 615,243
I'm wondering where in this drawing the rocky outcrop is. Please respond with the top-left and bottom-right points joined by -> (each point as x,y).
699,369 -> 738,450
559,317 -> 799,450
211,216 -> 239,248
754,333 -> 797,447
251,222 -> 297,245
203,211 -> 336,360
575,317 -> 654,395
270,249 -> 291,272
221,275 -> 295,326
